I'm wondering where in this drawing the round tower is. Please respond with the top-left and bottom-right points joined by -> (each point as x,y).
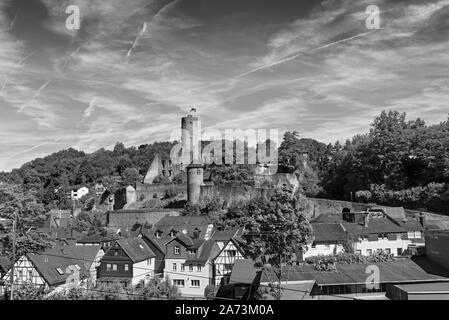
187,162 -> 204,205
181,108 -> 201,166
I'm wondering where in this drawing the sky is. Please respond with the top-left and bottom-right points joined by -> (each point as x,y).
0,0 -> 448,172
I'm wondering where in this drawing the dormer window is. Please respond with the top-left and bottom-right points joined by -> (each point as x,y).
169,230 -> 177,237
174,246 -> 180,255
56,268 -> 64,275
155,231 -> 162,238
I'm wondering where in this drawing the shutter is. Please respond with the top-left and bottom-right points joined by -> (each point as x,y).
368,234 -> 378,242
401,233 -> 408,240
387,233 -> 396,241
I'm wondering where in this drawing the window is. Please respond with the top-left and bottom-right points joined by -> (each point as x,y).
197,264 -> 202,272
173,263 -> 177,271
125,264 -> 129,272
56,268 -> 64,275
174,246 -> 180,255
173,280 -> 185,287
147,259 -> 151,266
311,244 -> 316,249
408,231 -> 415,239
191,280 -> 200,288
376,249 -> 382,254
181,264 -> 185,271
155,231 -> 162,238
396,233 -> 402,240
114,250 -> 118,256
366,249 -> 372,256
188,248 -> 197,255
106,264 -> 112,271
227,250 -> 237,257
385,248 -> 391,254
355,250 -> 361,255
414,231 -> 422,239
112,264 -> 118,271
189,264 -> 193,272
28,270 -> 33,280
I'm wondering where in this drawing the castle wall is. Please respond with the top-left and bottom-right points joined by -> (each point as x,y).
135,182 -> 187,200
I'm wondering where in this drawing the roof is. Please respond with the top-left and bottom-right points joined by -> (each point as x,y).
342,218 -> 405,235
39,227 -> 84,240
210,228 -> 242,241
233,257 -> 449,287
371,206 -> 406,221
229,259 -> 260,284
310,213 -> 342,224
116,238 -> 155,263
312,223 -> 346,243
154,216 -> 211,239
77,233 -> 116,244
393,282 -> 449,293
27,245 -> 102,286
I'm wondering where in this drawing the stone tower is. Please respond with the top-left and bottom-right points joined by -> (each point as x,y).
187,161 -> 204,205
181,108 -> 201,168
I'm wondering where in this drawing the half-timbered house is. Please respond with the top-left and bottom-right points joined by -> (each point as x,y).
0,245 -> 103,294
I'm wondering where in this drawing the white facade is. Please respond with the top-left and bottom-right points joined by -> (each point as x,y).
303,243 -> 345,259
71,186 -> 89,200
213,241 -> 245,285
352,235 -> 414,256
164,258 -> 211,298
132,258 -> 156,286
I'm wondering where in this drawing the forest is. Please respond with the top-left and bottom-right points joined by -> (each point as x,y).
0,110 -> 448,213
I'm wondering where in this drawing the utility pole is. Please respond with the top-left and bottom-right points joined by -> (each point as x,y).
10,212 -> 17,301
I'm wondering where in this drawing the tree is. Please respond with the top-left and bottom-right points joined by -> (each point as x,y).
221,187 -> 313,299
0,184 -> 54,260
133,277 -> 180,300
121,167 -> 142,186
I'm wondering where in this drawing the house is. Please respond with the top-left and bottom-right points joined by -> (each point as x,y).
106,209 -> 180,234
387,282 -> 449,300
38,227 -> 85,246
311,209 -> 425,257
76,233 -> 116,251
94,183 -> 107,198
141,224 -> 246,298
221,256 -> 449,300
45,209 -> 73,229
0,245 -> 104,294
70,186 -> 89,200
301,223 -> 346,259
97,237 -> 156,287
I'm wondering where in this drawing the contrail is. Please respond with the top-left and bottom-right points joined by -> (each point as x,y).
62,34 -> 103,68
9,1 -> 23,30
1,52 -> 34,92
10,138 -> 62,158
18,80 -> 52,112
236,30 -> 377,78
126,0 -> 181,59
126,21 -> 148,59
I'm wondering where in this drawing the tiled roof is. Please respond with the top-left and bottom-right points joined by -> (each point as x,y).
154,216 -> 211,239
229,259 -> 260,284
116,238 -> 155,263
342,218 -> 405,235
310,213 -> 342,224
77,233 -> 116,244
27,245 -> 101,286
312,223 -> 347,243
108,210 -> 180,231
210,228 -> 242,241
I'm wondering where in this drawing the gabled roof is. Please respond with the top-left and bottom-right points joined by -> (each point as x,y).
312,223 -> 346,243
116,238 -> 155,263
229,259 -> 259,284
154,216 -> 211,239
27,245 -> 102,286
